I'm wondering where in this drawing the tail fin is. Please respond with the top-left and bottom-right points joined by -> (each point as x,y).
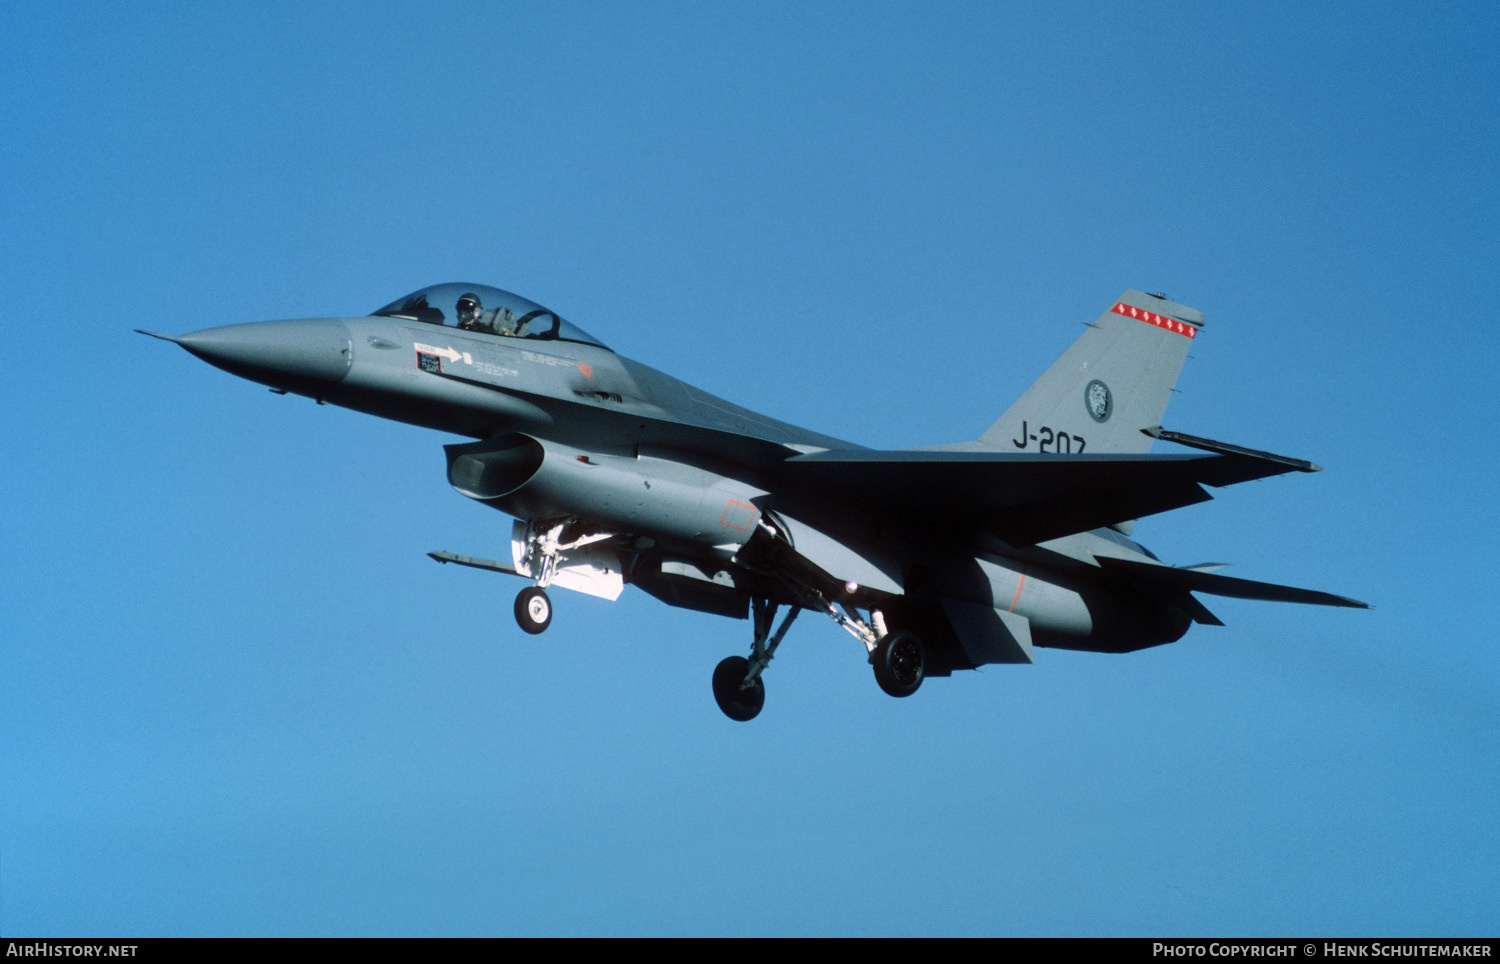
977,290 -> 1203,455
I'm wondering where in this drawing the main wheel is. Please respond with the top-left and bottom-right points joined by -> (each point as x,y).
712,655 -> 765,722
514,586 -> 552,635
872,630 -> 924,698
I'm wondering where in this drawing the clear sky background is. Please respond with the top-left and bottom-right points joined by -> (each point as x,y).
2,1 -> 1496,937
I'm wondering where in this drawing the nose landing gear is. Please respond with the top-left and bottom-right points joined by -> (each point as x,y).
514,585 -> 552,634
510,520 -> 617,635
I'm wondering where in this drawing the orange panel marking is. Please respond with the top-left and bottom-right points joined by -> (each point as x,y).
1008,569 -> 1027,613
720,500 -> 758,531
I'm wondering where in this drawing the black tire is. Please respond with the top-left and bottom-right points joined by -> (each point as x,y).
712,655 -> 765,722
514,586 -> 552,635
872,630 -> 924,698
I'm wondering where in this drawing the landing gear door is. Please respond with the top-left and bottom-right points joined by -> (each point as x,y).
510,520 -> 625,601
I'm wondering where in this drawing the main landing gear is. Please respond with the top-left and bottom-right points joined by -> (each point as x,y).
712,598 -> 799,722
871,630 -> 924,698
711,591 -> 927,721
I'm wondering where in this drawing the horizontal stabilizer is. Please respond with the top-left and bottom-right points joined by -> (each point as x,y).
779,448 -> 1306,545
1096,556 -> 1369,609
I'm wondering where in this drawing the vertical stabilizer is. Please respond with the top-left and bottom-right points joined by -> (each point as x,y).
976,290 -> 1203,455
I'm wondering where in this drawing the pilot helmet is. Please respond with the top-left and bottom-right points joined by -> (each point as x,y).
456,292 -> 482,326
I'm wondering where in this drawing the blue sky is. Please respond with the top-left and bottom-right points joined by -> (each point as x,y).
2,0 -> 1496,936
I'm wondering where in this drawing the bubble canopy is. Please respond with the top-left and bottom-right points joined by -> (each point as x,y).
372,283 -> 609,350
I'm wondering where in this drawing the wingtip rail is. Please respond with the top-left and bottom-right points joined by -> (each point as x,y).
1143,426 -> 1322,473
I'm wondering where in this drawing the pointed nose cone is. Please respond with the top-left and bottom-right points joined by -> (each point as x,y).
173,319 -> 352,391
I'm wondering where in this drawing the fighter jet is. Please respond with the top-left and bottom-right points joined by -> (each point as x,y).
141,283 -> 1366,721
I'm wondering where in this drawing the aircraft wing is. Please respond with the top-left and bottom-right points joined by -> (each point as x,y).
776,449 -> 1310,545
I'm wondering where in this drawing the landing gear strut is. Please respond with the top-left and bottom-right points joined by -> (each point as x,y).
758,551 -> 926,700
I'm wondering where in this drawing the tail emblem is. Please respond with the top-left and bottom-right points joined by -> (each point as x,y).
1085,380 -> 1113,422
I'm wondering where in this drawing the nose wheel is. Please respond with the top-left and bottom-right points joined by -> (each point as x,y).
515,586 -> 552,634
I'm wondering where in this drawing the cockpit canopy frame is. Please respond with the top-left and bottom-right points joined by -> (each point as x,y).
372,283 -> 609,350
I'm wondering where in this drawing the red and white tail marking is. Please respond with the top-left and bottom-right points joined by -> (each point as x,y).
1111,302 -> 1196,338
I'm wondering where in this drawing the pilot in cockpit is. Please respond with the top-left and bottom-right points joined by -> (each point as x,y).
457,292 -> 489,332
457,292 -> 523,336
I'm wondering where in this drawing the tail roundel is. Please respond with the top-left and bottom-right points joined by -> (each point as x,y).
977,290 -> 1204,456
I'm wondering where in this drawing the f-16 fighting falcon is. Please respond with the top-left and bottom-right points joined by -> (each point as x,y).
141,284 -> 1366,720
